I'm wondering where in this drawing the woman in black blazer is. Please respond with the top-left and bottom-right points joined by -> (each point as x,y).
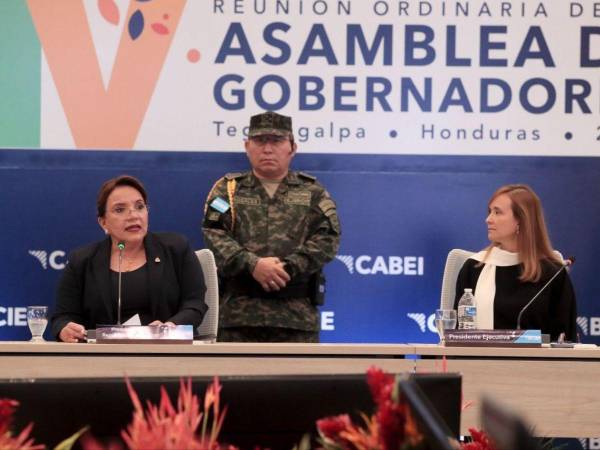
454,184 -> 576,341
51,175 -> 207,342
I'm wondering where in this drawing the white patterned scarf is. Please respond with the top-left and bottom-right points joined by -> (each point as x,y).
470,247 -> 520,329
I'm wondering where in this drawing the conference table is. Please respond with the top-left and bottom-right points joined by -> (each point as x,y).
1,341 -> 598,438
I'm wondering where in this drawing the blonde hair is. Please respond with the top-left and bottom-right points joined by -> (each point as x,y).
486,184 -> 560,282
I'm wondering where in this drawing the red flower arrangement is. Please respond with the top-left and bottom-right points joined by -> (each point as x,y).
0,369 -> 504,450
0,398 -> 44,450
81,377 -> 237,450
314,367 -> 500,450
315,367 -> 425,450
461,429 -> 497,450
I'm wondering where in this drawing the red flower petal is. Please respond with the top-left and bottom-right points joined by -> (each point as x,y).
151,22 -> 169,35
366,366 -> 395,406
317,414 -> 352,439
0,398 -> 19,435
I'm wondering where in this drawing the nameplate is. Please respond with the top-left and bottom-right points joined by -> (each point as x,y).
95,325 -> 193,344
285,191 -> 311,206
444,329 -> 542,347
236,196 -> 261,206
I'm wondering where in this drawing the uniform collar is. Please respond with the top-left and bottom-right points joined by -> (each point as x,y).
286,171 -> 301,185
243,170 -> 298,187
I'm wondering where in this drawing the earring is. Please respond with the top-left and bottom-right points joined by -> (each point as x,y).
104,229 -> 108,235
516,225 -> 520,235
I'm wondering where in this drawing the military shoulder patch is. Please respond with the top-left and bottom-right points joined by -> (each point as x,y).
298,171 -> 316,181
319,199 -> 340,234
225,172 -> 245,180
207,211 -> 220,221
318,199 -> 336,214
210,196 -> 230,213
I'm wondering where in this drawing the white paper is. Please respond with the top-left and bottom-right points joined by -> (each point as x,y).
123,314 -> 141,326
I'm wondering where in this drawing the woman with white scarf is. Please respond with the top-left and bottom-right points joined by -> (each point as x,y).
454,184 -> 577,342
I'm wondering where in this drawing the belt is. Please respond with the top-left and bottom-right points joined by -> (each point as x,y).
230,276 -> 311,300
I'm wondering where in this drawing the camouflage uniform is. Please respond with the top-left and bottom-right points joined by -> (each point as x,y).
202,170 -> 340,341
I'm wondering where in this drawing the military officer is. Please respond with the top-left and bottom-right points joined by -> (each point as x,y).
202,111 -> 341,342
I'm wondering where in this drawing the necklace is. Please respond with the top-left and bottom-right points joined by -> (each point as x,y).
112,248 -> 146,272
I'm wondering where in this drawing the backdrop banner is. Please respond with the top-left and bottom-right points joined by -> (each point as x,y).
1,150 -> 599,346
0,0 -> 599,153
0,1 -> 599,347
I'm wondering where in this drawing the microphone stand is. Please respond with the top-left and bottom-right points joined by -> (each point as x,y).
516,258 -> 573,330
117,241 -> 125,325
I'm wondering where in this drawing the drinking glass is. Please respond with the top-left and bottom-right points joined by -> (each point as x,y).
27,306 -> 48,342
435,309 -> 457,344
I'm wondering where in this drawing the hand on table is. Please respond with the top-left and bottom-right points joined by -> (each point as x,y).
148,320 -> 176,327
59,322 -> 86,343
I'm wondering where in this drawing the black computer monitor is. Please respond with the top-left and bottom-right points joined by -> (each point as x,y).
481,396 -> 541,450
399,377 -> 461,450
4,373 -> 462,449
411,373 -> 462,439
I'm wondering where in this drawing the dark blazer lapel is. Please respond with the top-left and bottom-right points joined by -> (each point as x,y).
92,238 -> 114,324
145,233 -> 165,319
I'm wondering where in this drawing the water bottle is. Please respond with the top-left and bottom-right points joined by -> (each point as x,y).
457,288 -> 477,330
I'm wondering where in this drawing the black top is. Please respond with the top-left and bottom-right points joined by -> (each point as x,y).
454,258 -> 577,342
51,232 -> 207,339
110,263 -> 152,325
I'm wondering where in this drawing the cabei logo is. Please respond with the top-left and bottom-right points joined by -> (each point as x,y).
407,313 -> 437,333
576,316 -> 600,337
335,255 -> 354,274
28,250 -> 67,270
580,438 -> 600,449
335,255 -> 424,275
407,313 -> 427,332
577,316 -> 589,336
0,307 -> 27,327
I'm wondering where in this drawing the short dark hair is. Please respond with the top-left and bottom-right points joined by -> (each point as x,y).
97,175 -> 148,217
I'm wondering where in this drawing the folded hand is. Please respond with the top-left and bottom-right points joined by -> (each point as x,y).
252,257 -> 291,292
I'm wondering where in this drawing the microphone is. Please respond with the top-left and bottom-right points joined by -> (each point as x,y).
516,256 -> 575,330
117,241 -> 125,325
